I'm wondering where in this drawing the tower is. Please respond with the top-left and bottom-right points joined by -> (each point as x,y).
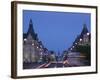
27,19 -> 38,40
80,23 -> 89,38
23,19 -> 39,63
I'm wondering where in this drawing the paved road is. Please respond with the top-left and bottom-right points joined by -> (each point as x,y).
23,52 -> 90,69
23,60 -> 80,69
34,61 -> 71,68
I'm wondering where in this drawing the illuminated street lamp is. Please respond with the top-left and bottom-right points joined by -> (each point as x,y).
24,38 -> 27,41
37,46 -> 39,49
87,32 -> 90,36
40,52 -> 42,55
32,43 -> 34,46
70,48 -> 72,50
75,43 -> 77,45
80,38 -> 82,41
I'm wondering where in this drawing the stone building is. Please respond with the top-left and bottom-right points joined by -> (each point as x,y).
78,24 -> 90,45
23,19 -> 45,63
68,24 -> 90,52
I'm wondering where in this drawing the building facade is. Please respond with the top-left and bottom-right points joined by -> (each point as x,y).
68,24 -> 90,52
23,19 -> 45,63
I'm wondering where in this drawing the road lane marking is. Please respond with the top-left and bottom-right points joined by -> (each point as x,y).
36,63 -> 46,68
45,62 -> 51,67
57,61 -> 63,63
63,60 -> 69,64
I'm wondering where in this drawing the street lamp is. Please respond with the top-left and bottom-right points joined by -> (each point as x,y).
37,46 -> 39,49
24,38 -> 27,41
87,32 -> 90,36
80,38 -> 82,41
32,43 -> 34,46
70,48 -> 72,51
75,43 -> 77,45
40,52 -> 42,55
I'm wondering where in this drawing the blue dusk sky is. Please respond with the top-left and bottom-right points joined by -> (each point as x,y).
23,10 -> 91,53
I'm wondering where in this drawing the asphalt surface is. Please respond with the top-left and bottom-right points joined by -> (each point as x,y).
23,59 -> 87,69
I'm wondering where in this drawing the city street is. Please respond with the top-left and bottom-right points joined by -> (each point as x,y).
23,61 -> 72,69
23,52 -> 89,69
23,17 -> 91,70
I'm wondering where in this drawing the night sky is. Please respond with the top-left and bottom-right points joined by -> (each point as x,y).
23,10 -> 91,54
